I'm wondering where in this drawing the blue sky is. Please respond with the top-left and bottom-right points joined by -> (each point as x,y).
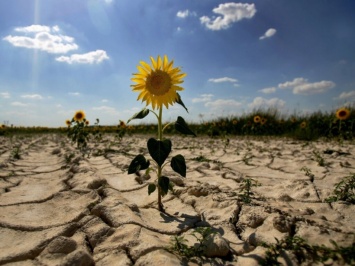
1,0 -> 355,127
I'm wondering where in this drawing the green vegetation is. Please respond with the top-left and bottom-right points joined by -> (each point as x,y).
261,236 -> 355,265
238,178 -> 260,204
1,106 -> 354,140
169,227 -> 217,259
325,173 -> 355,204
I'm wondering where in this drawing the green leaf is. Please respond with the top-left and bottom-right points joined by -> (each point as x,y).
171,154 -> 186,177
128,154 -> 150,174
175,93 -> 188,113
159,176 -> 170,196
127,108 -> 149,124
147,138 -> 172,167
148,183 -> 156,195
175,116 -> 196,136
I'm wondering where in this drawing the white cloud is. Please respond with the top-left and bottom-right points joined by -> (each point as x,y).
21,94 -> 43,99
259,28 -> 277,40
11,101 -> 28,107
336,90 -> 355,100
293,81 -> 335,95
259,87 -> 276,94
278,77 -> 308,89
56,50 -> 109,64
192,94 -> 214,103
68,92 -> 80,96
92,106 -> 119,115
248,97 -> 285,109
177,10 -> 196,18
208,77 -> 238,83
205,99 -> 242,109
200,3 -> 256,30
15,25 -> 51,33
0,92 -> 10,98
101,99 -> 109,103
278,77 -> 335,95
3,24 -> 78,54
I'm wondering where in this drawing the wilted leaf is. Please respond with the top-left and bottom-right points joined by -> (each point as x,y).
175,116 -> 196,136
128,154 -> 150,174
171,154 -> 186,177
127,108 -> 149,124
147,138 -> 172,167
175,93 -> 188,113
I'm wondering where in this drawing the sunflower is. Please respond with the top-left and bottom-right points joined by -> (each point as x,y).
336,107 -> 350,121
73,110 -> 86,122
65,119 -> 71,126
119,120 -> 126,128
85,120 -> 90,126
300,121 -> 307,129
232,119 -> 238,125
1,124 -> 6,128
253,115 -> 261,123
131,55 -> 186,109
260,118 -> 267,125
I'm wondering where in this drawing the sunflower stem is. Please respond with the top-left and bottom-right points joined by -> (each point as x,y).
157,106 -> 164,212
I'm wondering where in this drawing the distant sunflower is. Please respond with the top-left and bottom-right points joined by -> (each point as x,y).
85,120 -> 89,126
1,124 -> 6,128
300,121 -> 307,129
73,110 -> 85,122
131,55 -> 186,109
232,119 -> 238,125
260,118 -> 267,125
336,107 -> 350,121
254,115 -> 261,123
65,119 -> 71,126
119,120 -> 126,128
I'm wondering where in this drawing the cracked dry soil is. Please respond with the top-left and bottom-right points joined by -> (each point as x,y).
0,134 -> 354,265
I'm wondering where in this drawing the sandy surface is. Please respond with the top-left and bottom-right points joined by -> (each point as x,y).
0,134 -> 354,265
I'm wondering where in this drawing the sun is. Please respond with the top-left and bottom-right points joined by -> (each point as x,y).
336,107 -> 350,121
131,55 -> 186,109
73,110 -> 86,122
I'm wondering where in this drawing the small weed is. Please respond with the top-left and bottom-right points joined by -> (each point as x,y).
312,150 -> 327,166
192,155 -> 210,162
169,227 -> 216,259
11,145 -> 21,160
325,173 -> 355,204
261,236 -> 355,265
238,178 -> 260,204
64,153 -> 75,164
300,166 -> 315,182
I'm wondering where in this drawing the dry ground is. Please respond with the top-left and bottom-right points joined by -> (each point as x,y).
0,134 -> 354,265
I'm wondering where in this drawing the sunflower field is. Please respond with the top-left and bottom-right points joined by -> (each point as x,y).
1,106 -> 354,141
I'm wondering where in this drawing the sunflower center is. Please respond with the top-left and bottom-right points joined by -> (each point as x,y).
146,70 -> 171,96
338,110 -> 346,117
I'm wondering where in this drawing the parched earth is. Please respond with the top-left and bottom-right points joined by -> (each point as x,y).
0,134 -> 354,265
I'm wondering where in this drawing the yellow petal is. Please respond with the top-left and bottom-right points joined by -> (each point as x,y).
163,55 -> 168,70
140,61 -> 151,72
150,56 -> 157,70
137,66 -> 149,76
131,77 -> 145,83
157,56 -> 162,69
